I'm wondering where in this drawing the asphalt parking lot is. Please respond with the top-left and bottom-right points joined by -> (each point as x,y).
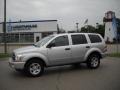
0,57 -> 120,90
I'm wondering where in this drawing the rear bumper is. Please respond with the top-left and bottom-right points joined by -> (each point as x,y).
9,58 -> 25,70
101,52 -> 107,58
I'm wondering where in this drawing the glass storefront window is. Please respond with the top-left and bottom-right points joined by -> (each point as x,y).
0,34 -> 3,43
0,33 -> 34,43
6,33 -> 19,43
0,32 -> 55,43
20,33 -> 34,43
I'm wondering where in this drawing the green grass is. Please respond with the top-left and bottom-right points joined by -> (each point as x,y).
108,53 -> 120,58
0,53 -> 11,58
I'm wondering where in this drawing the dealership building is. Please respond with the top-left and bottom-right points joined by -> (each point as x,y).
0,20 -> 58,43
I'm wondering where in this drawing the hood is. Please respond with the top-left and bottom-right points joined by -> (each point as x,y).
14,46 -> 38,54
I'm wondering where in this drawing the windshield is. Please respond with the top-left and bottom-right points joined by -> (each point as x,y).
34,35 -> 54,47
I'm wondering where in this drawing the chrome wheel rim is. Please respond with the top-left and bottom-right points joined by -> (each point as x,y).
29,63 -> 41,75
91,57 -> 99,67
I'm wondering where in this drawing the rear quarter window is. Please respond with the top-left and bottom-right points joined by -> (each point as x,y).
88,34 -> 102,43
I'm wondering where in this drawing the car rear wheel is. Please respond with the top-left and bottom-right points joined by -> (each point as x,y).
87,54 -> 100,69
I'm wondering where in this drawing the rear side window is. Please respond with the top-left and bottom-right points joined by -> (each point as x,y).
71,34 -> 87,45
88,34 -> 102,43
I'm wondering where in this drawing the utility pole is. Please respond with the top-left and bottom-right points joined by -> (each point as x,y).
116,21 -> 119,54
76,23 -> 79,32
3,0 -> 7,53
57,24 -> 60,34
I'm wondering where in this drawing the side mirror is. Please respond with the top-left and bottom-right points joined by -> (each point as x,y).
47,42 -> 55,48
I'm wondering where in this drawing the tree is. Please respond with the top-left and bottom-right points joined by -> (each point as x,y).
81,24 -> 105,37
96,24 -> 105,37
81,25 -> 96,33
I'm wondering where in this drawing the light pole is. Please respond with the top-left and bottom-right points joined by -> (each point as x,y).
3,0 -> 7,53
96,23 -> 99,29
76,23 -> 79,32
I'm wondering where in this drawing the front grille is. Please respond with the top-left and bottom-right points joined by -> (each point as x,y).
12,53 -> 15,61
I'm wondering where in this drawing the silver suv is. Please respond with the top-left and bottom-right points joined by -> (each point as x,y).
9,33 -> 107,77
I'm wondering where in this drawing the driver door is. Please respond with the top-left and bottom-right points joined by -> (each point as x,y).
47,35 -> 72,65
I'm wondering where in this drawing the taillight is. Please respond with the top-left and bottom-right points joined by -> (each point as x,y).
103,45 -> 107,52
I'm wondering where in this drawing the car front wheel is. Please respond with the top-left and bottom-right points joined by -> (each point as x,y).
25,60 -> 44,77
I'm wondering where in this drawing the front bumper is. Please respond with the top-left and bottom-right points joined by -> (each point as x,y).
9,58 -> 25,70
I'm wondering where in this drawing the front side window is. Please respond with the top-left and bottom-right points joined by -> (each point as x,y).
71,34 -> 87,45
50,35 -> 69,47
88,34 -> 102,43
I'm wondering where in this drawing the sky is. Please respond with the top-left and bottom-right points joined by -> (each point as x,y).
0,0 -> 120,30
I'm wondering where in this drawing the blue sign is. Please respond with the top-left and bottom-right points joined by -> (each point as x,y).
112,16 -> 117,38
7,24 -> 37,32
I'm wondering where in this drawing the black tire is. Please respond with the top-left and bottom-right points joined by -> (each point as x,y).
87,54 -> 100,69
25,60 -> 44,77
72,63 -> 80,67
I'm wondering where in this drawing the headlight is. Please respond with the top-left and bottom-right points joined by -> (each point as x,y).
15,55 -> 23,62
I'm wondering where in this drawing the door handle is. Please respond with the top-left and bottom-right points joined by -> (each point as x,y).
86,46 -> 90,48
65,48 -> 70,50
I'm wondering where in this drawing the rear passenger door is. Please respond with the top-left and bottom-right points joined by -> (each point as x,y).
71,34 -> 90,62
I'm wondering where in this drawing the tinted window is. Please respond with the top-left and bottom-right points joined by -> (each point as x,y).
71,34 -> 87,45
88,34 -> 102,43
51,35 -> 69,47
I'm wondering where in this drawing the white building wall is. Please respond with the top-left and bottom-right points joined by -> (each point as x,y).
105,22 -> 116,42
6,21 -> 57,33
0,20 -> 57,43
0,20 -> 57,33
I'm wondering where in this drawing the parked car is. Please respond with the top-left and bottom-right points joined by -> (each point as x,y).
9,33 -> 107,77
